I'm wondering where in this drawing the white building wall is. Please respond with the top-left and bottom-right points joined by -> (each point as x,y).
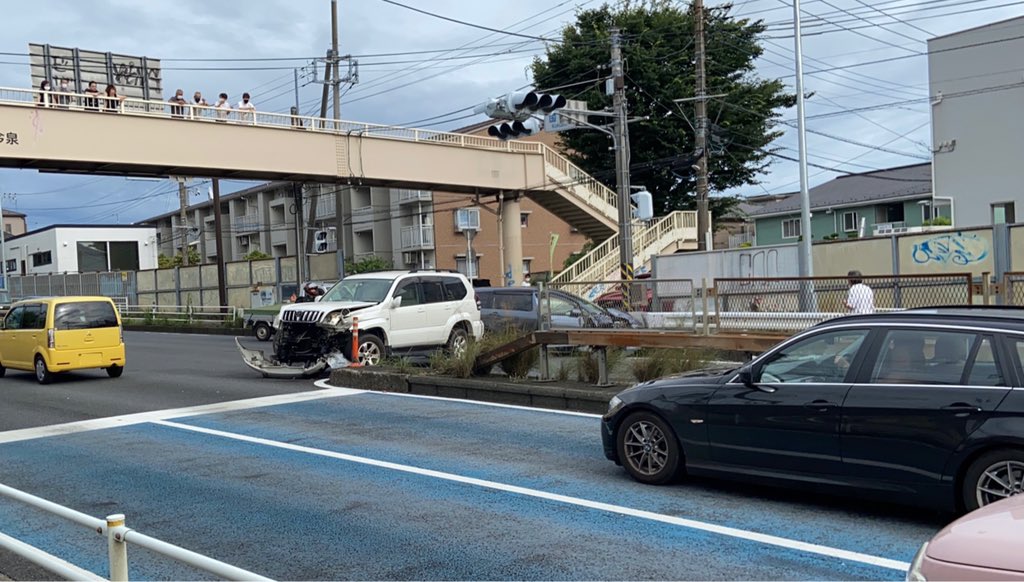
5,227 -> 157,274
929,16 -> 1024,227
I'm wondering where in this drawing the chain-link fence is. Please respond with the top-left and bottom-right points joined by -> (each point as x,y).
544,279 -> 698,331
714,273 -> 974,332
8,271 -> 137,303
1005,272 -> 1024,307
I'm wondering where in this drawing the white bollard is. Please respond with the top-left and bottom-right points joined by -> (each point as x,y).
106,513 -> 129,582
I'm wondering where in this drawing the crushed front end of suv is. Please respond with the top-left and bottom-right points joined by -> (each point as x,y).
237,271 -> 483,378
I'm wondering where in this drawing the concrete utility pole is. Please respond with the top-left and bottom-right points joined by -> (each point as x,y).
792,0 -> 814,279
694,0 -> 711,251
177,179 -> 190,266
610,28 -> 634,287
211,179 -> 227,307
0,193 -> 8,290
331,0 -> 342,127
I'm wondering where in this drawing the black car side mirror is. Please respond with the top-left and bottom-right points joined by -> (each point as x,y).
737,366 -> 755,386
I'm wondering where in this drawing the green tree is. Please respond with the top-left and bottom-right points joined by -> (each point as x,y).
243,250 -> 271,261
531,0 -> 794,221
157,248 -> 201,269
345,256 -> 393,275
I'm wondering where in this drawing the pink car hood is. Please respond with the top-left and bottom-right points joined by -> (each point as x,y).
927,495 -> 1024,573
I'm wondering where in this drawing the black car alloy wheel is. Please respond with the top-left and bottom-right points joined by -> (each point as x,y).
964,449 -> 1024,511
616,411 -> 683,485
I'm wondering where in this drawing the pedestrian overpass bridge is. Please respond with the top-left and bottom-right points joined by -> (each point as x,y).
0,86 -> 696,280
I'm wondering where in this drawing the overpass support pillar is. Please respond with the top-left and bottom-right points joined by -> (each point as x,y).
501,193 -> 524,286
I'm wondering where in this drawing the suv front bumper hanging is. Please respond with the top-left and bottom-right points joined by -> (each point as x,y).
236,338 -> 328,379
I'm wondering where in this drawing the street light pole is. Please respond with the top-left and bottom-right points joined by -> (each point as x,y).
792,0 -> 813,279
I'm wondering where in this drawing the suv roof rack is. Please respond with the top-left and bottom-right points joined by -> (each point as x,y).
409,268 -> 460,274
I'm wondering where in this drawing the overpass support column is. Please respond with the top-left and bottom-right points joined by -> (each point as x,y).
501,193 -> 524,286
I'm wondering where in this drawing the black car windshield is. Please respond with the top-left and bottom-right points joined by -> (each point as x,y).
323,278 -> 393,303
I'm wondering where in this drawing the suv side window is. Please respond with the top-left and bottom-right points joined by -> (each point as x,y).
494,292 -> 533,312
420,278 -> 446,304
394,279 -> 421,307
443,279 -> 467,301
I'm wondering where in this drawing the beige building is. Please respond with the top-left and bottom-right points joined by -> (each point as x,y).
3,209 -> 27,237
432,121 -> 589,283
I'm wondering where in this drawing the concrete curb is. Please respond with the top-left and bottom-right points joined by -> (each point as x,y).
330,368 -> 622,414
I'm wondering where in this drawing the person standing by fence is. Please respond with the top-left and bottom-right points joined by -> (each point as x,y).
846,270 -> 875,314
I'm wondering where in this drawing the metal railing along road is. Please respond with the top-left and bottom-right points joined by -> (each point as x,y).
714,273 -> 974,332
0,481 -> 270,581
121,304 -> 238,324
1005,272 -> 1024,306
546,278 -> 699,332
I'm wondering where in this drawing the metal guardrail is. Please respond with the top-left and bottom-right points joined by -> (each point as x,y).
0,482 -> 271,581
121,304 -> 238,324
546,278 -> 699,332
1005,272 -> 1024,307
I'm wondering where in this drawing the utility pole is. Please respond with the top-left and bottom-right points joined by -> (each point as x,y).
792,0 -> 814,279
211,179 -> 227,308
293,183 -> 305,290
0,193 -> 8,291
694,0 -> 711,251
331,0 -> 342,128
177,179 -> 190,266
293,68 -> 301,115
610,28 -> 634,291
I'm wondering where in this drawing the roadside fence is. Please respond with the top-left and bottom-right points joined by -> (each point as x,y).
1004,272 -> 1024,307
8,271 -> 137,303
540,273 -> 976,334
0,481 -> 271,581
120,304 -> 239,325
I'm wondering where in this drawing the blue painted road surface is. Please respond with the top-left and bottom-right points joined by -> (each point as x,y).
0,384 -> 947,580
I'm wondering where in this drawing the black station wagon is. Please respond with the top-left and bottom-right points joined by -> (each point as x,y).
602,307 -> 1024,513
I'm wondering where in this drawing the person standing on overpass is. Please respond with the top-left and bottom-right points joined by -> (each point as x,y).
845,270 -> 875,314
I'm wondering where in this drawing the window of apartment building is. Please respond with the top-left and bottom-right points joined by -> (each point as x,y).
781,218 -> 801,239
842,211 -> 858,232
75,241 -> 141,272
5,259 -> 15,273
455,254 -> 480,279
454,208 -> 480,232
520,212 -> 530,228
31,251 -> 52,268
992,202 -> 1016,225
522,258 -> 532,274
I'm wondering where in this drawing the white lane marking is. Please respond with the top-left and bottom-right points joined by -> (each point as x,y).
0,387 -> 364,444
313,379 -> 603,418
155,419 -> 910,572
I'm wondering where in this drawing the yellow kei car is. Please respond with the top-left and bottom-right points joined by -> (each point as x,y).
0,296 -> 126,384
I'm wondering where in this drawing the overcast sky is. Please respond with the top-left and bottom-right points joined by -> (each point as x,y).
0,0 -> 1021,229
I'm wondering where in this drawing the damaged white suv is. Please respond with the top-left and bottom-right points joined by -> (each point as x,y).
238,270 -> 484,378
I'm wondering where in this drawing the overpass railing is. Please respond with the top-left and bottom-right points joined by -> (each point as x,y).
0,482 -> 271,581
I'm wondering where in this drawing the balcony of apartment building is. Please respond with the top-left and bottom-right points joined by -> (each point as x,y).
314,196 -> 337,221
397,189 -> 431,205
400,224 -> 434,251
351,205 -> 375,233
233,213 -> 261,234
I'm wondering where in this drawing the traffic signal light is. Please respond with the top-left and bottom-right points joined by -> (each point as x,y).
630,190 -> 654,221
474,90 -> 567,140
313,230 -> 329,254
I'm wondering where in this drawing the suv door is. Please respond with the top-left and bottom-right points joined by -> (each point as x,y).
480,291 -> 535,333
388,277 -> 424,348
707,327 -> 871,476
841,328 -> 1014,486
420,276 -> 453,344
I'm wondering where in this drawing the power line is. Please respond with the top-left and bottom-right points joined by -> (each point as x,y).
377,0 -> 558,41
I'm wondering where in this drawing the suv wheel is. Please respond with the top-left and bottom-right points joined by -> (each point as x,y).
447,327 -> 470,358
355,333 -> 385,367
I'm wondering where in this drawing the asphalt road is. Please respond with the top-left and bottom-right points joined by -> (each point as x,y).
0,333 -> 950,580
0,332 -> 313,432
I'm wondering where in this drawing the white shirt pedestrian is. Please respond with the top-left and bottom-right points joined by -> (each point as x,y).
214,95 -> 232,122
237,93 -> 255,124
846,282 -> 875,314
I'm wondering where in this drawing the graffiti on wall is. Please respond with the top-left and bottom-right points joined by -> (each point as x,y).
911,232 -> 989,266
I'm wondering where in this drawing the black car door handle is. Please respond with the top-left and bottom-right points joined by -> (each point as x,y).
941,403 -> 983,413
803,400 -> 837,411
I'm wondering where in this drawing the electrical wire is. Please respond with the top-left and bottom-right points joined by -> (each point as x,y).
377,0 -> 558,42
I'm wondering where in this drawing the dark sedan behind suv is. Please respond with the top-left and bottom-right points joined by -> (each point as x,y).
602,307 -> 1024,513
477,287 -> 638,333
